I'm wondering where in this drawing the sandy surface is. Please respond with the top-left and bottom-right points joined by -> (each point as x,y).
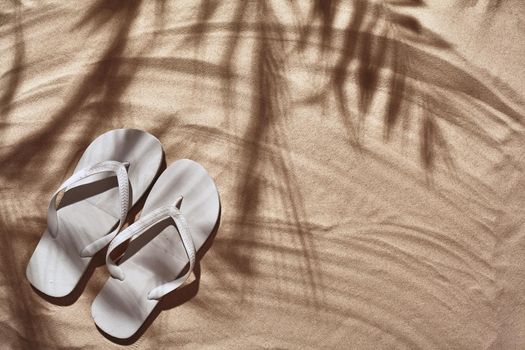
1,0 -> 525,348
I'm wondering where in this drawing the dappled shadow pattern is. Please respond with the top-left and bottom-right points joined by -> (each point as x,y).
299,0 -> 457,169
176,0 -> 525,316
0,0 -> 143,182
1,0 -> 524,346
0,3 -> 25,136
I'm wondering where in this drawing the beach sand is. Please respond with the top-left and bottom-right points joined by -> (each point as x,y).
1,0 -> 524,348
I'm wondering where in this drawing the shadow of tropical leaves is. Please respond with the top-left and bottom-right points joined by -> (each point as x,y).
0,0 -> 524,346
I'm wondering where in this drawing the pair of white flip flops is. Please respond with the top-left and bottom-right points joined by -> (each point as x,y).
25,129 -> 221,339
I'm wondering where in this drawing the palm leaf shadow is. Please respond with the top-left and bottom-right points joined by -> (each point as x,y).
0,1 -> 149,347
1,1 -> 524,345
0,216 -> 61,348
0,0 -> 143,183
181,0 -> 525,314
299,0 -> 522,171
185,1 -> 324,305
0,3 -> 25,136
0,3 -> 59,349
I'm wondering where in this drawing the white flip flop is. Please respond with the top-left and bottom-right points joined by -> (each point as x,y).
91,159 -> 220,339
26,128 -> 163,298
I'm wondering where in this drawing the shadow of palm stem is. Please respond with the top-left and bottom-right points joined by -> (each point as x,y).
299,0 -> 340,50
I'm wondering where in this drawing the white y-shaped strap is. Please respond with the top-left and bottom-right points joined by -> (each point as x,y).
105,196 -> 196,300
47,160 -> 130,257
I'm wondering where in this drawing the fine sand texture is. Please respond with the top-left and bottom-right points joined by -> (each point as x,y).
1,0 -> 525,348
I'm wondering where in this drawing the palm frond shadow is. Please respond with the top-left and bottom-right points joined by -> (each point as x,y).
0,4 -> 60,350
181,0 -> 524,312
183,0 -> 219,48
0,2 -> 165,347
0,3 -> 25,136
185,1 -> 324,306
0,0 -> 143,184
298,0 -> 522,172
0,215 -> 78,349
1,0 -> 524,346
